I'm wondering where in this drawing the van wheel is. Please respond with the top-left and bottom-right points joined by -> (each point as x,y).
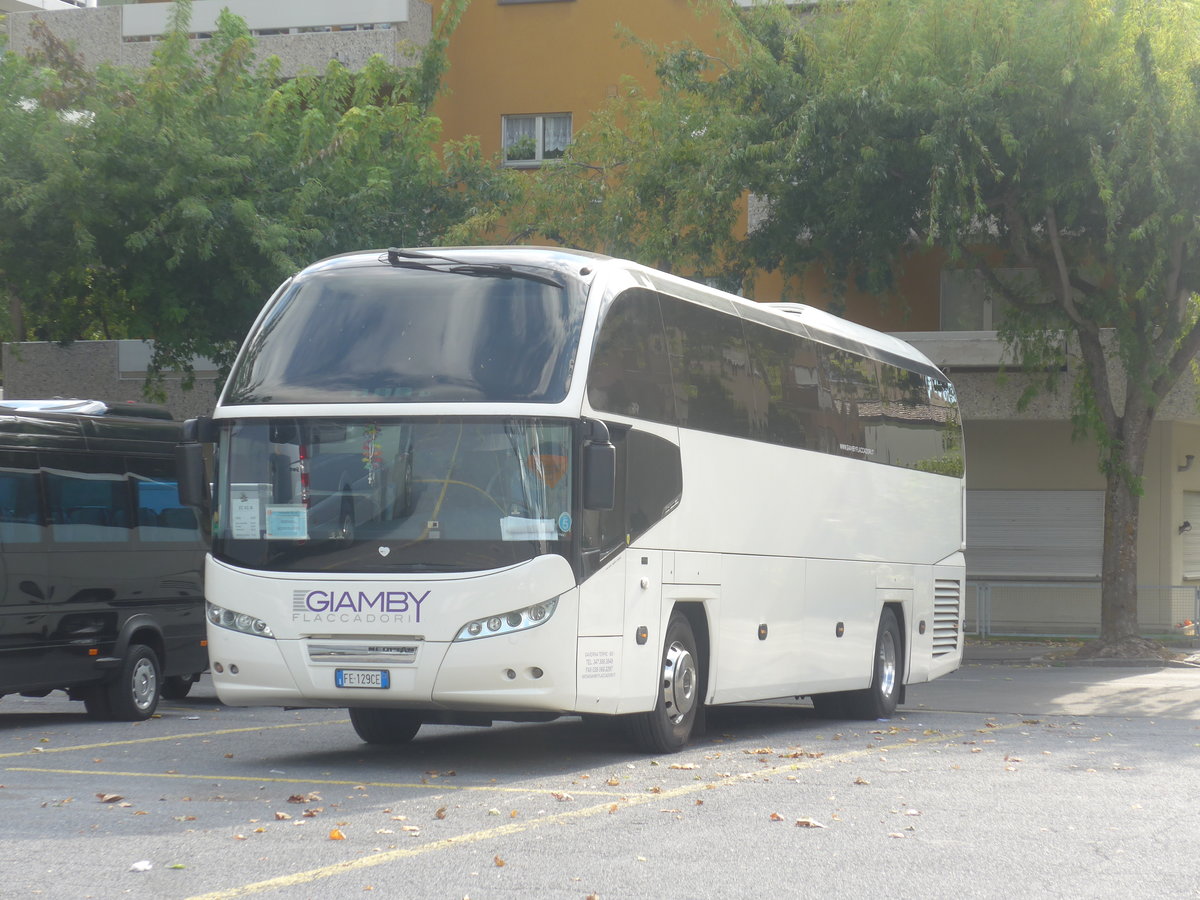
89,644 -> 161,721
349,708 -> 422,744
161,673 -> 201,700
627,612 -> 705,753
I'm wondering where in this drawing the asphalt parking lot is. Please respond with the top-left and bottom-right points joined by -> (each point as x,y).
1,657 -> 1198,900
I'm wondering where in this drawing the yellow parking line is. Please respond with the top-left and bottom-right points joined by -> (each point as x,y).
4,766 -> 625,797
182,723 -> 1020,900
0,719 -> 349,759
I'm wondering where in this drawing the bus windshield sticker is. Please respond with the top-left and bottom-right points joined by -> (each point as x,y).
231,483 -> 268,540
557,512 -> 572,534
266,505 -> 308,540
500,516 -> 557,542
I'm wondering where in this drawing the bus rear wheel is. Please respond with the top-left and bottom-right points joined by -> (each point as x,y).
628,612 -> 704,753
810,608 -> 903,720
847,606 -> 902,718
349,708 -> 422,745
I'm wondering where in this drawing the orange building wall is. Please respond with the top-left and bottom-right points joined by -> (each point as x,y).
433,0 -> 944,328
433,0 -> 730,159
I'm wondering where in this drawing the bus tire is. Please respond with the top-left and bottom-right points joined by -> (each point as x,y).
161,673 -> 202,700
349,708 -> 422,745
102,644 -> 162,721
627,612 -> 704,754
843,607 -> 903,719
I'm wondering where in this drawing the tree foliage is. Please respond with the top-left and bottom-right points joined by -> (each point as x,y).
511,0 -> 1200,652
0,0 -> 511,384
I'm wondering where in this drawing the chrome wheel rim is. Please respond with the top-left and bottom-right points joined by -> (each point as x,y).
662,640 -> 697,724
131,658 -> 157,712
878,630 -> 897,700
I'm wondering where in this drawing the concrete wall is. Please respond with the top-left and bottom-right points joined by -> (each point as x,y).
7,0 -> 432,77
2,340 -> 220,420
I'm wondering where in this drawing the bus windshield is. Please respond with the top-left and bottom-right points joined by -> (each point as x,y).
212,418 -> 575,574
223,266 -> 585,405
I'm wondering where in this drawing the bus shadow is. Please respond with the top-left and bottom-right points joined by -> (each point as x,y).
261,703 -> 845,775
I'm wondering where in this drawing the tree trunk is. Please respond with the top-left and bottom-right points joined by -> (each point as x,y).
1099,466 -> 1142,644
1085,408 -> 1166,658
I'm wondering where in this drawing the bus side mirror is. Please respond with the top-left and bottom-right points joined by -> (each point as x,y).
176,442 -> 209,511
582,419 -> 615,511
177,416 -> 215,511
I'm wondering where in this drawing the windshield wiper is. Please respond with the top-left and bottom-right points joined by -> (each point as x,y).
384,248 -> 563,288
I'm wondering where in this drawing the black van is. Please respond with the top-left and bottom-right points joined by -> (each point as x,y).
0,400 -> 208,720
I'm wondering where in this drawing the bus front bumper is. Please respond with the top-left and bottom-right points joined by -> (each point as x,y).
207,613 -> 579,714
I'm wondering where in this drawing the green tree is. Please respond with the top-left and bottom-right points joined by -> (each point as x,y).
0,0 -> 506,388
514,0 -> 1200,655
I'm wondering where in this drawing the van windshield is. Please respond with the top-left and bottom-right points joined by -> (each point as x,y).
211,418 -> 576,574
223,266 -> 585,405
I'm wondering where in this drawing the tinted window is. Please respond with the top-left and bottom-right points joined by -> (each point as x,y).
823,347 -> 879,461
587,289 -> 674,423
43,452 -> 131,545
581,427 -> 682,576
659,295 -> 755,438
127,456 -> 203,543
746,322 -> 833,452
226,267 -> 586,405
0,450 -> 41,545
873,365 -> 939,469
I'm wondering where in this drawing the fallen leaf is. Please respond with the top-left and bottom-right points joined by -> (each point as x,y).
551,792 -> 573,802
494,855 -> 506,867
794,818 -> 826,829
606,777 -> 621,786
329,829 -> 346,841
769,812 -> 785,821
275,812 -> 292,821
96,793 -> 123,804
668,763 -> 697,770
303,808 -> 322,817
434,807 -> 447,820
854,777 -> 870,785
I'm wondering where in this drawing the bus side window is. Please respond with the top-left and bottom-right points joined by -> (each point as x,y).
581,429 -> 627,572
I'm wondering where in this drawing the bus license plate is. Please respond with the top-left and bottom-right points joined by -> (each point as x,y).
335,669 -> 390,689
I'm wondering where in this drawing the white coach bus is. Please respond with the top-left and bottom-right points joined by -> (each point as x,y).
178,246 -> 965,752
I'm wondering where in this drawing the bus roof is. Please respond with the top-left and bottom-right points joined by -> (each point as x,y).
289,246 -> 944,380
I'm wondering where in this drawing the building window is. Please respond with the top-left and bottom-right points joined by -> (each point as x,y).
939,267 -> 1047,331
503,114 -> 571,166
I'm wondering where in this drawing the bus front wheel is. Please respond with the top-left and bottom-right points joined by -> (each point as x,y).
349,708 -> 422,745
628,612 -> 704,753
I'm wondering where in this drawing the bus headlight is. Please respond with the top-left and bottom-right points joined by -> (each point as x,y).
207,601 -> 275,639
455,598 -> 558,642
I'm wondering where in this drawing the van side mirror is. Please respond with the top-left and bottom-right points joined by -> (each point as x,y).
582,419 -> 615,511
